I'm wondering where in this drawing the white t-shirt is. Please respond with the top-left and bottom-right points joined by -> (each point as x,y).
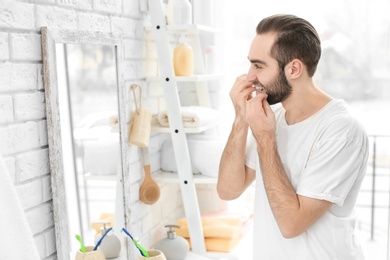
246,99 -> 369,260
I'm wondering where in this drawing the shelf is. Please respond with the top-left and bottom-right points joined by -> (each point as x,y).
152,170 -> 217,184
146,74 -> 223,82
151,120 -> 219,133
145,24 -> 223,34
84,171 -> 217,184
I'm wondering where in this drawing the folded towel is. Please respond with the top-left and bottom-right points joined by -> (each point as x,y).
157,106 -> 220,128
184,235 -> 241,253
91,212 -> 115,236
202,210 -> 254,237
175,215 -> 243,239
0,154 -> 40,259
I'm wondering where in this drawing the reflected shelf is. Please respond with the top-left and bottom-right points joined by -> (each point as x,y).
84,173 -> 117,181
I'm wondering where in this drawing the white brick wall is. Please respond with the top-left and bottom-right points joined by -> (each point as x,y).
0,32 -> 9,60
0,0 -> 187,259
10,33 -> 42,61
0,0 -> 228,258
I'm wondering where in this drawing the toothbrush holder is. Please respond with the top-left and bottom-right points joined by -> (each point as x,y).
138,250 -> 166,260
75,246 -> 105,260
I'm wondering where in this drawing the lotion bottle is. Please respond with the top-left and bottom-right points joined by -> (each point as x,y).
94,222 -> 121,259
154,225 -> 189,260
173,34 -> 193,76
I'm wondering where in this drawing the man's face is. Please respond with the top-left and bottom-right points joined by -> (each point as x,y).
247,33 -> 292,105
252,66 -> 292,105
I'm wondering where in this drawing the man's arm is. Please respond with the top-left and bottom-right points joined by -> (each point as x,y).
247,94 -> 332,238
257,136 -> 332,238
217,75 -> 257,200
217,118 -> 256,200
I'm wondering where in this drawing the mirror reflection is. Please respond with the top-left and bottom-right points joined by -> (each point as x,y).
64,43 -> 122,249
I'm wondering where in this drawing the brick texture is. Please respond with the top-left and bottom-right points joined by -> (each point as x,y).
1,1 -> 186,259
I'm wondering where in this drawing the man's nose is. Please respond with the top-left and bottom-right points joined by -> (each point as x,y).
246,68 -> 257,82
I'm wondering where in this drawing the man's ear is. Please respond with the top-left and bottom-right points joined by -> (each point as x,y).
286,59 -> 303,79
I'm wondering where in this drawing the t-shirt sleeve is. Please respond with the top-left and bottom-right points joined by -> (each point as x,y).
296,132 -> 367,206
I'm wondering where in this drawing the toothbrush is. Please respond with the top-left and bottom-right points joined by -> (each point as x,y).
121,228 -> 150,258
75,234 -> 86,253
93,227 -> 113,251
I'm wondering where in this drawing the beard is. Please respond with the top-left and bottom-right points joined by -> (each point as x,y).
254,67 -> 292,105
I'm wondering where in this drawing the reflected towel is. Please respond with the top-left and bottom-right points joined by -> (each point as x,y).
157,106 -> 220,128
0,154 -> 40,259
108,114 -> 119,132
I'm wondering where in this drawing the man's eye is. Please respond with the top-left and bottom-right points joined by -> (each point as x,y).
254,64 -> 262,69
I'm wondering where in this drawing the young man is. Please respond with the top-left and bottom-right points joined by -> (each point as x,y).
218,14 -> 369,259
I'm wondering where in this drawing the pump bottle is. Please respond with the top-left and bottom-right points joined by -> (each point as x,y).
94,221 -> 121,259
154,224 -> 189,260
173,34 -> 193,76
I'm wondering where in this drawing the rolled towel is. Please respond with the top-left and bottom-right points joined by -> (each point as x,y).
157,106 -> 220,128
108,114 -> 119,132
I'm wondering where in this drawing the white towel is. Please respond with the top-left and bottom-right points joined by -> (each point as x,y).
157,106 -> 220,128
83,140 -> 120,175
161,134 -> 226,177
0,154 -> 40,259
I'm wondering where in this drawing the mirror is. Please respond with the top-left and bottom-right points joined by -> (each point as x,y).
41,27 -> 130,260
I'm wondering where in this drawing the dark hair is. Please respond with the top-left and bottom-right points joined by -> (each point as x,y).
256,14 -> 321,77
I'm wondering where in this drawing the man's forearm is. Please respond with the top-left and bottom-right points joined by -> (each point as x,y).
257,137 -> 301,236
217,119 -> 250,200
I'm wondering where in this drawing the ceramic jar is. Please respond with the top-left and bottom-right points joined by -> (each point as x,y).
137,250 -> 167,260
75,246 -> 105,260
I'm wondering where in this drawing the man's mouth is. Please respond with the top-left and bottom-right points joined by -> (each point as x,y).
253,84 -> 266,95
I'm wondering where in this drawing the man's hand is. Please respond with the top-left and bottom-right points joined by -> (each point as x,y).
245,93 -> 276,145
230,74 -> 256,121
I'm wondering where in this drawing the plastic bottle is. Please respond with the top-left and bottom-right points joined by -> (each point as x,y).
166,0 -> 174,25
173,34 -> 194,76
154,225 -> 189,260
172,0 -> 192,25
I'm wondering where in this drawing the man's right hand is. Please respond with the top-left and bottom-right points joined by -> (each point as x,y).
229,74 -> 256,121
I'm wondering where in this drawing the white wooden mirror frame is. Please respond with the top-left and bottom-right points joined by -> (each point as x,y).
41,27 -> 130,260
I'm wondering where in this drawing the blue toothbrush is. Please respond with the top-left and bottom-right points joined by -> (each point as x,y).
121,228 -> 149,258
94,227 -> 113,251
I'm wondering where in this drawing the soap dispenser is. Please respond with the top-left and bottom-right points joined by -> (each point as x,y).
173,34 -> 193,76
154,224 -> 189,260
94,221 -> 121,259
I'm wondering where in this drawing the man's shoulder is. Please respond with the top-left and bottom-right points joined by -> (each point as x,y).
317,100 -> 368,143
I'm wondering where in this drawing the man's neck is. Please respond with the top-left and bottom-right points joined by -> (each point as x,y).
282,83 -> 332,125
